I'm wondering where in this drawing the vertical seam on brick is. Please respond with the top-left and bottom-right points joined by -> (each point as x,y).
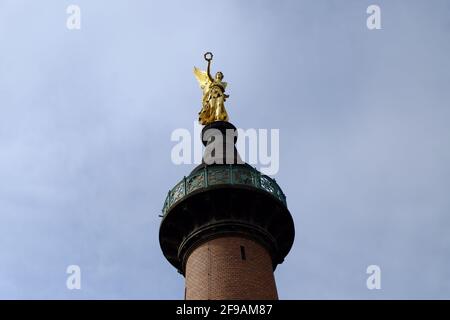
207,241 -> 211,300
240,245 -> 246,260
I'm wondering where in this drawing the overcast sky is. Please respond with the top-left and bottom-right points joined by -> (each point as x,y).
1,0 -> 449,299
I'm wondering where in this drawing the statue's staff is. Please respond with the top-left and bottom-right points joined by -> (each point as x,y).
204,52 -> 213,82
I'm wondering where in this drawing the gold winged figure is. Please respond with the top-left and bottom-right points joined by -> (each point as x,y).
194,52 -> 229,125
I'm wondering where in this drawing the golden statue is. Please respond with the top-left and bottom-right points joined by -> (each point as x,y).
194,52 -> 229,125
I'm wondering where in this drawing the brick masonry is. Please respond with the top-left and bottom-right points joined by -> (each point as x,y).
185,236 -> 278,300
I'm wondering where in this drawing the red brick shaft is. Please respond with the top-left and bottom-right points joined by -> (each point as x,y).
185,236 -> 278,300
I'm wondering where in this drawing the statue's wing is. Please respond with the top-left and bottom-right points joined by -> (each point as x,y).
193,67 -> 210,89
